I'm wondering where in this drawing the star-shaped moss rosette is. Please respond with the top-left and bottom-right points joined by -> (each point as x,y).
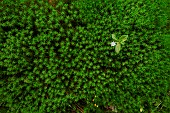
111,34 -> 128,54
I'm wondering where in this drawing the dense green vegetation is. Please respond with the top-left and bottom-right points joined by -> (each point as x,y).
0,0 -> 170,112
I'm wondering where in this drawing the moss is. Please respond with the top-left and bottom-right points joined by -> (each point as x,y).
0,0 -> 169,112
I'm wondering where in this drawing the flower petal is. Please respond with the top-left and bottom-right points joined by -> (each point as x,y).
111,41 -> 116,46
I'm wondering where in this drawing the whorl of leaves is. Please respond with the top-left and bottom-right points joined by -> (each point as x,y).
0,0 -> 170,113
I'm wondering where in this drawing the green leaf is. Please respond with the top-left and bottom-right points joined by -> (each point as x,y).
115,42 -> 121,54
119,35 -> 128,44
112,34 -> 118,41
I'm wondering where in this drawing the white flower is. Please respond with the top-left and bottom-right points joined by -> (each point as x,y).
111,41 -> 116,46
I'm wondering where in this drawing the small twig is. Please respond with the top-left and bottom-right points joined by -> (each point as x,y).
158,105 -> 163,112
75,103 -> 84,113
156,101 -> 162,108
